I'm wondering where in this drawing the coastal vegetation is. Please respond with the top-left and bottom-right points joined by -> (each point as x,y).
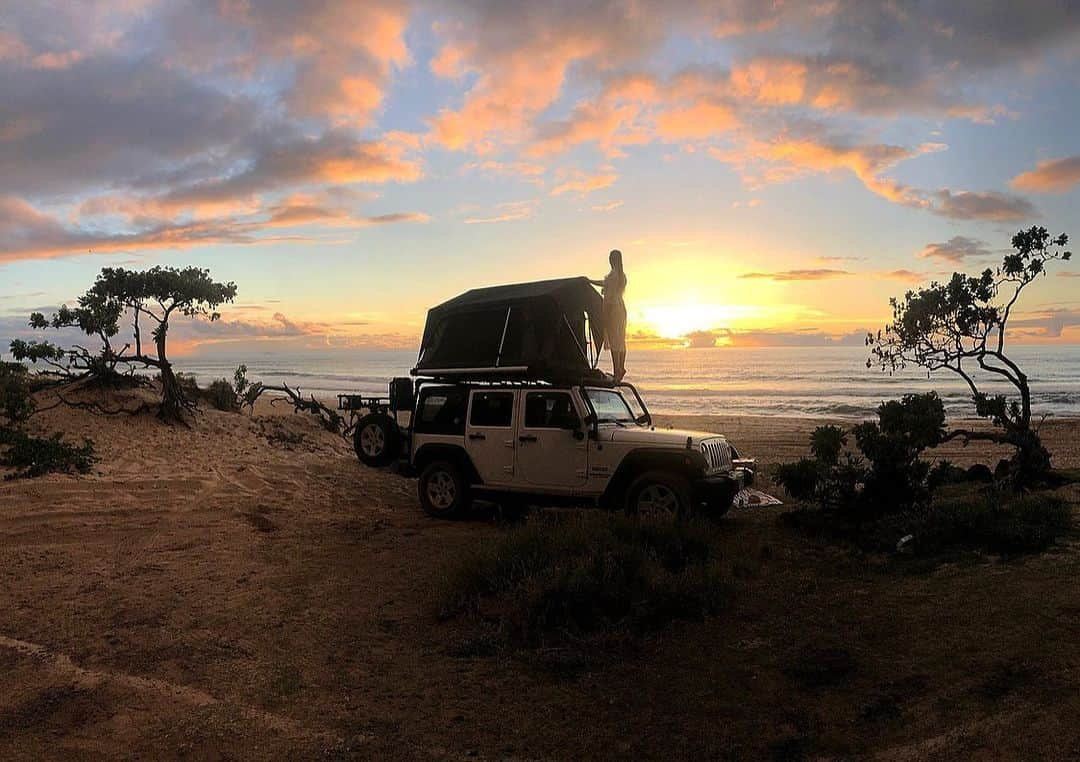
0,361 -> 96,479
11,266 -> 237,422
868,226 -> 1072,487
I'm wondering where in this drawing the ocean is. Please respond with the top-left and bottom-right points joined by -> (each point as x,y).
177,345 -> 1080,420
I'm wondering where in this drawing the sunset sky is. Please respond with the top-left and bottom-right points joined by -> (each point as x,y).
2,0 -> 1079,355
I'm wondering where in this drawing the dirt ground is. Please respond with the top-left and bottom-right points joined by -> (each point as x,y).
2,392 -> 1078,760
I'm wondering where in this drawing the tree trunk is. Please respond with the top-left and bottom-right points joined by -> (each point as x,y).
155,329 -> 188,424
947,420 -> 1051,487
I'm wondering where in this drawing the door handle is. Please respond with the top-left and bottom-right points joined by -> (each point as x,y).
468,433 -> 486,441
518,435 -> 538,443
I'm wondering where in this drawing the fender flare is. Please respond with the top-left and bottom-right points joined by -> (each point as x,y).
601,447 -> 707,506
412,443 -> 482,485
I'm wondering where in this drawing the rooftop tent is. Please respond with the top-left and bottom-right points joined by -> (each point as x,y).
413,277 -> 607,381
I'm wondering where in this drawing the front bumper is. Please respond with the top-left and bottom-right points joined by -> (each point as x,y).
693,467 -> 754,509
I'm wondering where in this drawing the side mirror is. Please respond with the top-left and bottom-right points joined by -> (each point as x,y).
635,414 -> 651,426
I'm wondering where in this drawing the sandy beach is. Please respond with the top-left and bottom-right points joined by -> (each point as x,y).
2,388 -> 1078,758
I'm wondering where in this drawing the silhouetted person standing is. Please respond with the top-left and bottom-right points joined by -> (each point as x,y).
592,249 -> 628,382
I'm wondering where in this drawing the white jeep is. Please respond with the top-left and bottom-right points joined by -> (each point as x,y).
349,379 -> 755,520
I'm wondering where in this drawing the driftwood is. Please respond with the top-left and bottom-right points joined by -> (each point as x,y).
243,382 -> 355,440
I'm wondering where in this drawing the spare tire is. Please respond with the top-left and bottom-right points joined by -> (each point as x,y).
353,413 -> 401,467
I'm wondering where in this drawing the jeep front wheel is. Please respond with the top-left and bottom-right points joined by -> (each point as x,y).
624,471 -> 695,520
418,460 -> 471,519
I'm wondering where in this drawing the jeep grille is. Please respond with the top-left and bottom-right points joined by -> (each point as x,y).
700,438 -> 733,473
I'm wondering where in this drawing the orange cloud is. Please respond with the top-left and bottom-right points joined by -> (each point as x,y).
1011,155 -> 1080,193
463,200 -> 536,225
227,0 -> 410,127
550,170 -> 618,197
655,101 -> 738,140
0,193 -> 427,263
730,59 -> 806,105
739,269 -> 851,281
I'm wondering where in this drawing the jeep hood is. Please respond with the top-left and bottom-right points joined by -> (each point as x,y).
601,426 -> 725,447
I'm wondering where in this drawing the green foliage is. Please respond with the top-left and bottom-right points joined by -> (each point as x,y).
232,364 -> 264,411
175,373 -> 201,397
88,266 -> 237,321
9,265 -> 238,421
781,486 -> 1072,557
206,379 -> 238,412
9,339 -> 66,365
810,425 -> 846,465
440,513 -> 732,646
773,393 -> 947,519
0,428 -> 97,480
901,491 -> 1072,556
0,362 -> 36,425
773,458 -> 822,502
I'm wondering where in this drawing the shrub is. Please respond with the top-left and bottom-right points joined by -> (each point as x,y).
0,362 -> 35,425
440,513 -> 732,647
0,428 -> 97,479
783,486 -> 1073,557
773,393 -> 949,520
206,378 -> 238,411
175,372 -> 201,399
909,492 -> 1072,555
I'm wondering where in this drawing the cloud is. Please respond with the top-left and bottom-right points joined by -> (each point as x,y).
672,326 -> 869,348
655,101 -> 739,140
919,236 -> 994,263
0,55 -> 259,199
739,268 -> 851,281
463,200 -> 536,225
157,0 -> 410,127
1,0 -> 1076,267
1011,155 -> 1080,194
0,194 -> 427,262
930,189 -> 1036,221
1008,308 -> 1080,339
738,267 -> 924,283
462,160 -> 547,182
881,269 -> 926,283
149,131 -> 422,213
0,2 -> 423,264
685,330 -> 720,348
550,170 -> 618,197
591,200 -> 624,212
424,1 -> 683,151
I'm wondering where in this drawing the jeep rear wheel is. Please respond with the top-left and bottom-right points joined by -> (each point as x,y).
625,471 -> 695,520
353,413 -> 400,467
418,460 -> 471,519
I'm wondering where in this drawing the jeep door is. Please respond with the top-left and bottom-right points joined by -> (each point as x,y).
465,389 -> 518,484
516,390 -> 588,488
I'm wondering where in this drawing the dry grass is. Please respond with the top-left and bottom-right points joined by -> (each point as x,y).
1,404 -> 1078,758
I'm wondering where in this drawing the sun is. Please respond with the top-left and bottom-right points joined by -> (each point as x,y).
635,302 -> 765,339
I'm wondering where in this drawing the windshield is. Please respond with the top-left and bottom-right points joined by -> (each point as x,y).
585,388 -> 635,423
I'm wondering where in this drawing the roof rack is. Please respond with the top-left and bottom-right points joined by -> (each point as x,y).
412,366 -> 616,387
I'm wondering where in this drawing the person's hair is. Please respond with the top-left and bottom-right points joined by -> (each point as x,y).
609,249 -> 626,289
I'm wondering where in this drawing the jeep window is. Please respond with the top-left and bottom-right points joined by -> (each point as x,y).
414,387 -> 466,435
584,388 -> 634,423
524,392 -> 579,429
470,391 -> 515,428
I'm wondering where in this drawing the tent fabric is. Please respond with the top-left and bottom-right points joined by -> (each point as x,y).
413,277 -> 606,381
